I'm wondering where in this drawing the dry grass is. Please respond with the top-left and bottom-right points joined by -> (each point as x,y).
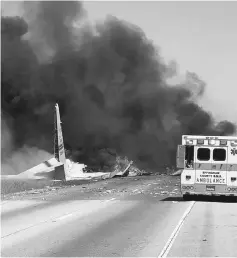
1,177 -> 62,196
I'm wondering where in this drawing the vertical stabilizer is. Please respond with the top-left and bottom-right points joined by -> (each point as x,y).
54,103 -> 66,164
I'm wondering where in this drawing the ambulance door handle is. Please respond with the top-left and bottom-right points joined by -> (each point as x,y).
198,164 -> 201,168
220,164 -> 223,169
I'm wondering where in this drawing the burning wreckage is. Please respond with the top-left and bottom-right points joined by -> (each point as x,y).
1,1 -> 236,179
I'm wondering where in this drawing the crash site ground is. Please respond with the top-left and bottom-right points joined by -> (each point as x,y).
1,174 -> 180,202
2,174 -> 237,257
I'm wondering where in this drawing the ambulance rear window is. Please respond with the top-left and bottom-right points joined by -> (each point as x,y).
197,148 -> 210,161
213,148 -> 226,161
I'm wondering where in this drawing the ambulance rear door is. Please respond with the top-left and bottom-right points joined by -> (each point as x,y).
194,145 -> 227,186
210,146 -> 228,185
194,145 -> 212,184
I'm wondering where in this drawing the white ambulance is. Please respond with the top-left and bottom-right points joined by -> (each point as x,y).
177,135 -> 237,200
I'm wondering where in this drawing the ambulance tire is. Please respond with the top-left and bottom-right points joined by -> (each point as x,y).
183,194 -> 192,201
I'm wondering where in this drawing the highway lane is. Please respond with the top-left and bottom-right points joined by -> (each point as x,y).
2,198 -> 191,257
1,175 -> 237,257
168,200 -> 237,257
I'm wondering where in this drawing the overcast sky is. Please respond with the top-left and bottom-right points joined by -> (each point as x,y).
2,1 -> 237,124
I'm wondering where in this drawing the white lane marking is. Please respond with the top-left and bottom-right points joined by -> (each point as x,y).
2,200 -> 117,236
103,197 -> 116,203
52,198 -> 117,222
158,201 -> 195,258
55,213 -> 73,221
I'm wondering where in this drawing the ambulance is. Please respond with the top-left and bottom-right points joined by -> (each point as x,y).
177,135 -> 237,199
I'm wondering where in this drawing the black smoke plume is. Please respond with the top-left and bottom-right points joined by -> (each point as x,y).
1,1 -> 236,173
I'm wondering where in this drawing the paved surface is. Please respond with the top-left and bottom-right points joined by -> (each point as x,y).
168,201 -> 237,257
1,175 -> 237,257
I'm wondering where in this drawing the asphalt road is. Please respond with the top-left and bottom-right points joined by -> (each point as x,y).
1,175 -> 237,257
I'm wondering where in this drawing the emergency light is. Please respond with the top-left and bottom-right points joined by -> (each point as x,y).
231,140 -> 237,146
197,139 -> 204,145
208,139 -> 216,145
220,140 -> 227,145
186,139 -> 193,145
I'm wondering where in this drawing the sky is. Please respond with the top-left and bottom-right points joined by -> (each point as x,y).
2,1 -> 237,124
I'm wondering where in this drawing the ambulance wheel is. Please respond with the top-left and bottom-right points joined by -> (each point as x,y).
183,194 -> 192,201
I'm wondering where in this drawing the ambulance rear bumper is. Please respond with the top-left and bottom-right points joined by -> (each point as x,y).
181,184 -> 237,197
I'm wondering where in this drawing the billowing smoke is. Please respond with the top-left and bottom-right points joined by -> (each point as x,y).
1,1 -> 236,173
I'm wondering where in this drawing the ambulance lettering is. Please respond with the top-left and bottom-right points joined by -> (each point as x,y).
196,177 -> 225,184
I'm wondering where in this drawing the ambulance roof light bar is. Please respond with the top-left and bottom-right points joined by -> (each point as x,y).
182,135 -> 237,146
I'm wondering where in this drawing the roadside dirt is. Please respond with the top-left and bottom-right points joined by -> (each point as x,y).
1,174 -> 181,202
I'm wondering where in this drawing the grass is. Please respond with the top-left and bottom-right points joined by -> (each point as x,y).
1,175 -> 107,197
1,177 -> 63,196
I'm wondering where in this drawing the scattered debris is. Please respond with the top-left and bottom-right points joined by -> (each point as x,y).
161,191 -> 169,195
171,170 -> 182,176
2,172 -> 181,201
